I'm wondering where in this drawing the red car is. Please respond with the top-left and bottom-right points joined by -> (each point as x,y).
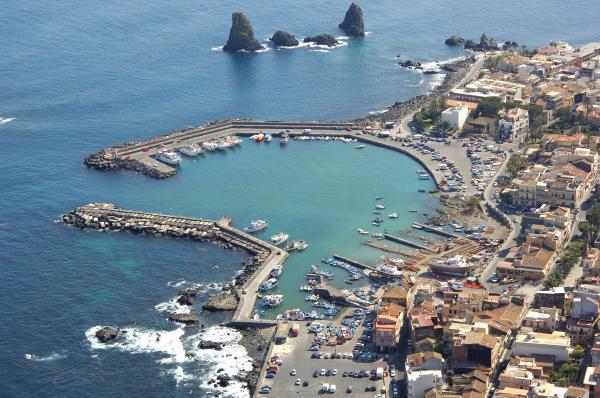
346,128 -> 353,131
142,147 -> 150,152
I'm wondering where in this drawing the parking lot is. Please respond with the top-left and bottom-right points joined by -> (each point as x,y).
257,310 -> 401,397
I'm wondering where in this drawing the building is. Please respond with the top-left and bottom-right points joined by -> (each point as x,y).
584,366 -> 600,398
497,108 -> 529,142
442,105 -> 470,130
407,369 -> 444,398
374,303 -> 404,352
531,380 -> 568,398
496,243 -> 554,280
533,287 -> 566,309
522,307 -> 561,332
583,248 -> 600,278
552,147 -> 599,168
452,331 -> 502,369
406,351 -> 446,372
572,290 -> 600,319
498,366 -> 534,390
538,41 -> 573,57
566,386 -> 590,398
512,329 -> 571,362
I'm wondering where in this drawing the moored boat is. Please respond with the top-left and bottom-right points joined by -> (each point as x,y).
356,144 -> 365,149
375,204 -> 385,210
271,232 -> 289,246
280,135 -> 289,145
179,144 -> 203,156
243,219 -> 269,233
262,294 -> 284,307
357,228 -> 369,235
429,255 -> 478,276
271,264 -> 283,277
259,278 -> 278,291
388,213 -> 398,219
155,151 -> 182,166
285,240 -> 309,252
202,141 -> 218,151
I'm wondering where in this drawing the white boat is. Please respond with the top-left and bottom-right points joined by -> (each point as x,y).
155,151 -> 182,166
388,213 -> 398,219
271,233 -> 289,246
280,135 -> 289,145
216,140 -> 231,150
299,284 -> 314,292
179,144 -> 203,156
371,232 -> 384,239
202,141 -> 218,151
429,255 -> 478,276
375,264 -> 403,278
285,240 -> 309,252
357,228 -> 369,235
356,144 -> 365,149
244,219 -> 269,233
375,204 -> 385,210
262,294 -> 284,307
227,136 -> 242,145
259,278 -> 278,291
271,265 -> 283,277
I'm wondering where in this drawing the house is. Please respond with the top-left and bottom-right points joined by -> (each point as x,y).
498,366 -> 534,389
442,105 -> 470,130
493,387 -> 530,398
583,366 -> 600,398
464,117 -> 498,135
496,243 -> 554,280
538,41 -> 573,57
572,290 -> 600,318
531,380 -> 568,398
533,287 -> 566,309
452,331 -> 502,369
374,302 -> 405,352
522,307 -> 561,332
497,108 -> 529,142
406,351 -> 446,372
566,317 -> 596,344
512,329 -> 571,362
407,369 -> 444,398
583,248 -> 600,278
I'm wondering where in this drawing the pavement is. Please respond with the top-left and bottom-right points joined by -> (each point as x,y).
257,312 -> 401,397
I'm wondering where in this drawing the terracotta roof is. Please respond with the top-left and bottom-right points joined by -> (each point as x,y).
383,287 -> 407,300
464,331 -> 499,349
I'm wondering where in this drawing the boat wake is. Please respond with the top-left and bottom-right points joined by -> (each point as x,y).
25,351 -> 68,362
0,117 -> 15,125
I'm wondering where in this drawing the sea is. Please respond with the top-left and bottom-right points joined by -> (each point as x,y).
1,0 -> 598,396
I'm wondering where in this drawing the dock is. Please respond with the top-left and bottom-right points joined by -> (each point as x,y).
411,222 -> 464,239
332,254 -> 376,271
61,203 -> 286,325
384,233 -> 432,251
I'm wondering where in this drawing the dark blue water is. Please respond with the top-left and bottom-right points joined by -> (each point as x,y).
2,0 -> 599,396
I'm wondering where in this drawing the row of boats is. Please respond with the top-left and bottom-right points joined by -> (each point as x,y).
242,220 -> 309,251
154,136 -> 243,165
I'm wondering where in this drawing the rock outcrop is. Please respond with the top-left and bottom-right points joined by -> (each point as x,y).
464,33 -> 499,51
202,290 -> 238,311
176,288 -> 200,306
95,326 -> 119,343
338,3 -> 365,37
398,60 -> 422,69
223,12 -> 264,52
303,34 -> 339,47
168,313 -> 199,325
199,340 -> 225,350
445,35 -> 465,46
270,30 -> 299,47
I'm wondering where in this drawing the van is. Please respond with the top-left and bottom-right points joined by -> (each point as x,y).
321,383 -> 330,393
303,128 -> 312,134
328,384 -> 337,393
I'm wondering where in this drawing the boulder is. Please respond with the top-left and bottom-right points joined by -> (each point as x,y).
223,12 -> 264,52
176,287 -> 199,306
202,290 -> 238,311
464,39 -> 478,50
199,340 -> 224,350
168,313 -> 199,325
270,30 -> 299,47
338,3 -> 365,37
479,33 -> 498,50
398,60 -> 422,69
95,326 -> 119,343
303,34 -> 339,47
445,35 -> 465,46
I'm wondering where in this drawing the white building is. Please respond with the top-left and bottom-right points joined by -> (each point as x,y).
551,147 -> 599,167
407,369 -> 443,398
497,108 -> 529,141
512,329 -> 571,362
442,105 -> 470,130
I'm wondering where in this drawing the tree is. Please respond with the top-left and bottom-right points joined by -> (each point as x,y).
506,154 -> 529,178
527,104 -> 546,133
466,196 -> 481,212
474,97 -> 504,118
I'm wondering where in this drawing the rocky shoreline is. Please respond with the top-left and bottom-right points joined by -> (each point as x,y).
236,327 -> 275,395
354,56 -> 475,127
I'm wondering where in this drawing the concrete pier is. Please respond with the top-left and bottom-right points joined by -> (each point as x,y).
332,254 -> 376,271
384,233 -> 432,251
411,222 -> 463,239
61,203 -> 286,324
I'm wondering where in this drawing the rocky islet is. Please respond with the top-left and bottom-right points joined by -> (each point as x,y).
338,3 -> 365,37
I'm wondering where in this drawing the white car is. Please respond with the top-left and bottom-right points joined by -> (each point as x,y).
332,369 -> 337,376
290,369 -> 296,376
320,369 -> 326,376
295,378 -> 301,385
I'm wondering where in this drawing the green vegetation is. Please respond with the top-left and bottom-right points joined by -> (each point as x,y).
473,97 -> 504,118
506,154 -> 529,178
527,104 -> 546,136
466,196 -> 482,212
549,362 -> 579,385
543,239 -> 586,289
570,345 -> 585,360
413,96 -> 447,131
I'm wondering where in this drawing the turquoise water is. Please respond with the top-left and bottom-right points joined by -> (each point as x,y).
2,0 -> 600,396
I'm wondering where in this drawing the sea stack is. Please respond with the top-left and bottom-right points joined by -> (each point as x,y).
445,35 -> 465,46
223,12 -> 264,52
338,3 -> 365,37
303,34 -> 339,47
270,30 -> 299,47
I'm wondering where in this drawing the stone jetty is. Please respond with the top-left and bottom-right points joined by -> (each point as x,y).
61,203 -> 279,288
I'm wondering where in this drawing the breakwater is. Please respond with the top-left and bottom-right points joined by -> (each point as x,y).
84,120 -> 354,179
61,203 -> 286,322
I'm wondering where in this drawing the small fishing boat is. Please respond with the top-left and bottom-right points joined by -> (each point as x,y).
411,223 -> 423,229
418,189 -> 426,193
227,136 -> 243,145
375,204 -> 385,210
388,213 -> 398,219
271,264 -> 283,277
259,278 -> 278,291
202,141 -> 218,151
243,219 -> 269,233
280,135 -> 289,145
156,151 -> 182,166
418,174 -> 430,180
408,209 -> 417,213
271,232 -> 289,246
299,284 -> 314,292
357,228 -> 369,235
179,144 -> 203,156
265,133 -> 272,142
356,144 -> 365,149
285,240 -> 309,252
375,196 -> 383,200
216,140 -> 231,150
373,210 -> 382,215
262,294 -> 284,307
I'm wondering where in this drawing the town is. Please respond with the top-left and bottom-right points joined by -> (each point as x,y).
253,39 -> 600,398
